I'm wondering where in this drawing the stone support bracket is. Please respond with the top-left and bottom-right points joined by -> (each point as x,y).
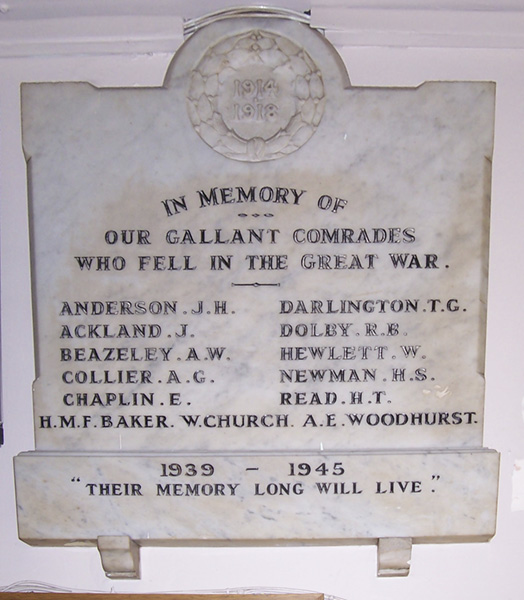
97,535 -> 140,579
377,537 -> 413,577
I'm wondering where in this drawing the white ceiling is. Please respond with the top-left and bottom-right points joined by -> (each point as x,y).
0,0 -> 523,56
1,0 -> 524,21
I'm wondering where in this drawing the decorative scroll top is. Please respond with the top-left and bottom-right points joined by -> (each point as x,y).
187,29 -> 326,162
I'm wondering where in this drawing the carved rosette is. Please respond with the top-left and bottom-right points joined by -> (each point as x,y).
187,29 -> 326,162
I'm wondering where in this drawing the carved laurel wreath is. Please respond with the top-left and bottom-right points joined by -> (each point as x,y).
187,29 -> 326,162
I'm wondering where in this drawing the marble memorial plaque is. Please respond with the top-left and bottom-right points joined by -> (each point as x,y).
14,11 -> 499,578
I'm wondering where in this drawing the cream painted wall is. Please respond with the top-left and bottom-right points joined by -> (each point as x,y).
1,3 -> 524,598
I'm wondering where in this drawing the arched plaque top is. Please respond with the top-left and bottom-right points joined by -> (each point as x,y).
163,12 -> 350,162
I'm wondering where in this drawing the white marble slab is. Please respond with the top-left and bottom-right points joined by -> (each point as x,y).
21,27 -> 494,453
15,450 -> 499,544
14,12 -> 499,571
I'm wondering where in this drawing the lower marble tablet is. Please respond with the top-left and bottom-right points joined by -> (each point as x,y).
14,450 -> 498,545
